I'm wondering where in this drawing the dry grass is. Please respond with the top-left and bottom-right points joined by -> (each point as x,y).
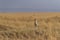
0,12 -> 60,40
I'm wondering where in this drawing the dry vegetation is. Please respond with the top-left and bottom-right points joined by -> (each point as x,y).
0,12 -> 60,40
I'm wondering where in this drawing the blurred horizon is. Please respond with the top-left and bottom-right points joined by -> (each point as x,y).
0,0 -> 60,12
0,8 -> 60,12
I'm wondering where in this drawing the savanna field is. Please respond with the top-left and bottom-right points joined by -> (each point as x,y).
0,12 -> 60,40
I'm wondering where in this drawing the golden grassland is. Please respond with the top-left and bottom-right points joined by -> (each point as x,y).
0,12 -> 60,40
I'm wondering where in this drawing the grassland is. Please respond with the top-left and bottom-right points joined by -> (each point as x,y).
0,12 -> 60,40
